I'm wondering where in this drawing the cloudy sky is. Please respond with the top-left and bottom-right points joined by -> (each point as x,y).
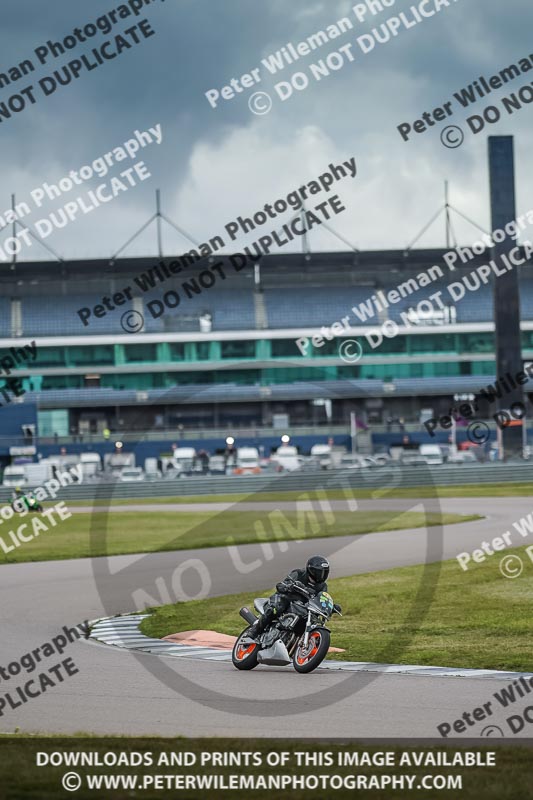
1,0 -> 532,261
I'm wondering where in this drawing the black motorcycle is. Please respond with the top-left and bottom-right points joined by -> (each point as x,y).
232,580 -> 342,674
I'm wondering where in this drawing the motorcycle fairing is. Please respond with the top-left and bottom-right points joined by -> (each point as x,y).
257,639 -> 291,666
254,598 -> 269,614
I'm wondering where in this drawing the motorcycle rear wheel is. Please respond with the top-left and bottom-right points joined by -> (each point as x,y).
293,628 -> 330,674
232,630 -> 259,670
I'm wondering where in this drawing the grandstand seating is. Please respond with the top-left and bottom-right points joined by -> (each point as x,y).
0,296 -> 10,336
142,289 -> 256,333
17,288 -> 256,336
10,282 -> 511,336
518,280 -> 533,321
2,252 -> 529,437
263,287 -> 371,328
22,295 -> 122,336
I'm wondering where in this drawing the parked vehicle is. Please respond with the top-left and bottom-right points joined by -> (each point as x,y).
297,456 -> 322,472
339,454 -> 365,470
23,462 -> 56,485
208,455 -> 227,475
233,579 -> 342,674
80,452 -> 102,478
2,465 -> 28,487
361,456 -> 387,468
172,448 -> 197,476
372,453 -> 392,466
144,470 -> 163,481
447,451 -> 477,464
144,457 -> 159,475
310,444 -> 332,470
233,447 -> 261,475
105,453 -> 135,476
142,458 -> 162,481
118,468 -> 145,482
271,445 -> 301,472
419,444 -> 444,465
399,453 -> 429,466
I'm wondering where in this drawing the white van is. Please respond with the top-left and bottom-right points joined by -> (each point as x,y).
105,453 -> 135,476
144,457 -> 160,476
310,443 -> 332,470
2,465 -> 27,487
234,447 -> 261,475
143,458 -> 162,481
339,454 -> 365,470
24,462 -> 56,485
119,468 -> 145,482
80,452 -> 102,478
172,447 -> 196,475
271,445 -> 301,472
419,444 -> 444,465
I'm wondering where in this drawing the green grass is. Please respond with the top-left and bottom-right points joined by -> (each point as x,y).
0,509 -> 477,564
64,481 -> 533,507
141,542 -> 533,673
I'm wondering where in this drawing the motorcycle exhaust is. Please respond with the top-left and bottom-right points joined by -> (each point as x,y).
239,607 -> 257,625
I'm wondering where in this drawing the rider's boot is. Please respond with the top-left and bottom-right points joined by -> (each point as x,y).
248,608 -> 273,641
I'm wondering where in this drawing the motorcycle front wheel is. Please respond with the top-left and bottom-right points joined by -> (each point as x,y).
293,628 -> 330,674
232,630 -> 259,670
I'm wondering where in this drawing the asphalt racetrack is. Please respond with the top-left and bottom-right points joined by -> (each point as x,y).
1,496 -> 531,738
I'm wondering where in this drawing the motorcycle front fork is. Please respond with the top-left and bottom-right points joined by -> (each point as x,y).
303,612 -> 312,649
286,613 -> 313,657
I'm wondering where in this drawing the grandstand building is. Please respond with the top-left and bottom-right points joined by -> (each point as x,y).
1,244 -> 532,457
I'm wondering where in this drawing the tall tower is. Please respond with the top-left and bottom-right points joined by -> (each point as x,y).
488,136 -> 524,457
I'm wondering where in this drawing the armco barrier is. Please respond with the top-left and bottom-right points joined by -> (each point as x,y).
0,463 -> 532,503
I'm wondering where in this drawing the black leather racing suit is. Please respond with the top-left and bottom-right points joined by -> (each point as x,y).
251,568 -> 328,637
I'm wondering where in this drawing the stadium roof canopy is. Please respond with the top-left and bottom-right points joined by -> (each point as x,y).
3,247 -> 528,288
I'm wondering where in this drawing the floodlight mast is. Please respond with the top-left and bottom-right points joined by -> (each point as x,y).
11,194 -> 15,268
156,188 -> 163,259
445,180 -> 451,250
404,180 -> 491,253
9,193 -> 65,267
109,190 -> 200,265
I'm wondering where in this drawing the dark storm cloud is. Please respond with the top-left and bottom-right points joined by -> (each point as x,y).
0,0 -> 320,258
0,1 -> 304,160
0,0 -> 531,257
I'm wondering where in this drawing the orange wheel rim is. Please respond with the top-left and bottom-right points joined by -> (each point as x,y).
236,642 -> 256,660
296,632 -> 321,665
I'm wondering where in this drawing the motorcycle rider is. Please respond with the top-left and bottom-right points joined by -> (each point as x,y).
11,486 -> 42,512
248,555 -> 332,640
11,486 -> 27,512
